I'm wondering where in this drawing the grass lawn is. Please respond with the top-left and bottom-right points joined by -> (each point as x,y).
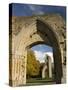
26,77 -> 55,85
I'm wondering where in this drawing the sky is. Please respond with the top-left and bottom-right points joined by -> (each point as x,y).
10,3 -> 66,62
31,44 -> 53,63
11,3 -> 66,20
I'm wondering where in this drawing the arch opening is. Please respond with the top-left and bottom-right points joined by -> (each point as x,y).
26,44 -> 55,85
25,19 -> 63,84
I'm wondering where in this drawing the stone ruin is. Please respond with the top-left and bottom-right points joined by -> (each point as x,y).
9,14 -> 66,86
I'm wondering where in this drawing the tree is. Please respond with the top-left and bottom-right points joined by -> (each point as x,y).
26,49 -> 40,78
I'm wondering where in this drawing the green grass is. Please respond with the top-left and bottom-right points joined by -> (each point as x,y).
26,78 -> 55,86
27,77 -> 54,84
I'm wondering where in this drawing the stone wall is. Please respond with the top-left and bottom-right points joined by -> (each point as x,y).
9,14 -> 66,86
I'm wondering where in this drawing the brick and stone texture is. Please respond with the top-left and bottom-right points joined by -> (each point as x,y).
9,14 -> 66,86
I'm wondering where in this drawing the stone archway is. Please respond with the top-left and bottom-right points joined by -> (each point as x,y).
42,63 -> 47,79
9,14 -> 66,86
41,54 -> 53,79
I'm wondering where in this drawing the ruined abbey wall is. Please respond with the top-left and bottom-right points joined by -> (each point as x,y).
9,14 -> 66,86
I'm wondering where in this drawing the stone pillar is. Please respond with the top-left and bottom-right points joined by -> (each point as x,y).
48,57 -> 52,78
42,64 -> 47,78
53,47 -> 62,84
9,50 -> 27,87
